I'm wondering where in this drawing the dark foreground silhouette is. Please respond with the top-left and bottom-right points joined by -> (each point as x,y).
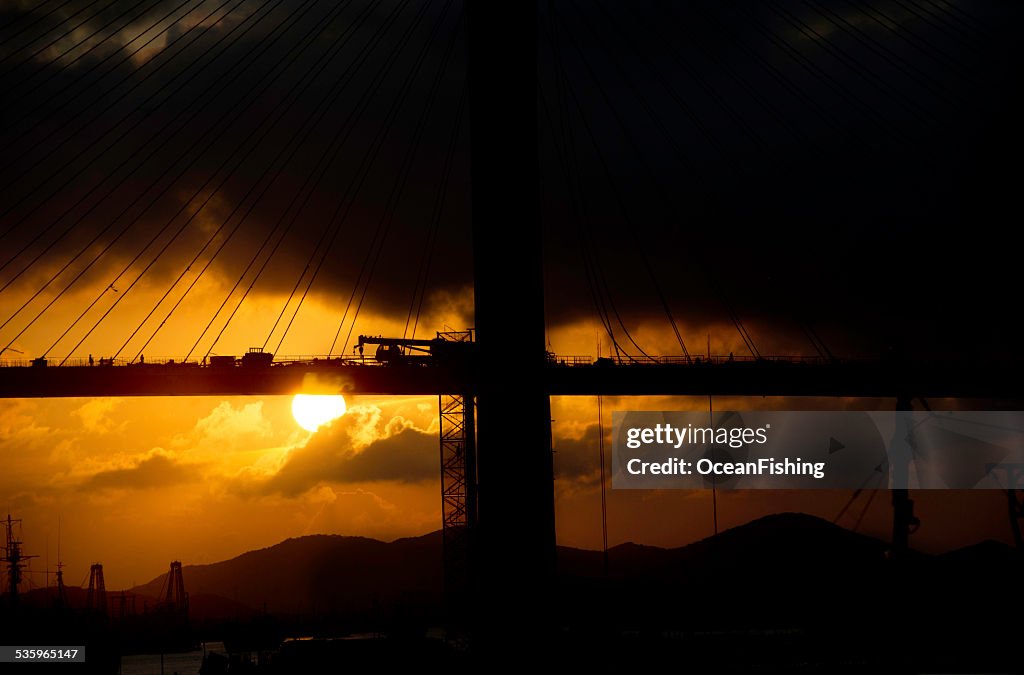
4,512 -> 1020,672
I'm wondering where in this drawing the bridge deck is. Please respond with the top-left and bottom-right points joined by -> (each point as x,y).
0,359 -> 1018,399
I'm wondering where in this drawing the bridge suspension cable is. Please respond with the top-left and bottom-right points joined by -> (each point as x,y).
0,0 -> 253,231
2,0 -> 165,96
115,0 -> 380,361
0,0 -> 79,51
1,0 -> 1001,368
252,0 -> 451,358
0,0 -> 267,267
195,0 -> 429,360
11,0 -> 348,361
551,5 -> 709,360
543,9 -> 653,363
403,82 -> 467,343
0,0 -> 117,71
0,0 -> 329,339
1,0 -> 207,145
332,4 -> 465,358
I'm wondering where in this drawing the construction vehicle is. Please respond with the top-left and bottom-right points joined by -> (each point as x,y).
356,332 -> 475,366
241,347 -> 274,367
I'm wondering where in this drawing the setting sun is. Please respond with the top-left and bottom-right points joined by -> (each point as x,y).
291,394 -> 347,432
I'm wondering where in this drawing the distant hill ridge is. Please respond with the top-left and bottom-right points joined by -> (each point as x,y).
109,512 -> 1016,620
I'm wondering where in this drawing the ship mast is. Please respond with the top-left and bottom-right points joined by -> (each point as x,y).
55,516 -> 66,609
2,514 -> 37,605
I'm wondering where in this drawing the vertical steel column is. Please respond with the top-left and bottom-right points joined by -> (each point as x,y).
1008,489 -> 1023,549
466,0 -> 555,646
890,397 -> 918,556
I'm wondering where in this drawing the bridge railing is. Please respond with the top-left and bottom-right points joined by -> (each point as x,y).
546,354 -> 593,366
1,353 -> 865,369
270,354 -> 374,366
0,354 -> 379,368
547,354 -> 846,366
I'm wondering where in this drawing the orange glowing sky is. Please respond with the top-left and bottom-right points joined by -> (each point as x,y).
1,0 -> 1020,592
0,275 -> 1016,591
1,383 -> 1014,591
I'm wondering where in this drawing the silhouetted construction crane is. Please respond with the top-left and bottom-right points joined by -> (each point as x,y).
358,331 -> 477,621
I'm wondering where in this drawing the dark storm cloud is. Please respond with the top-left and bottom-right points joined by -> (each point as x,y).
553,422 -> 600,483
329,426 -> 437,482
247,415 -> 436,496
1,0 -> 472,327
79,452 -> 199,490
535,0 -> 1024,359
1,0 -> 1021,361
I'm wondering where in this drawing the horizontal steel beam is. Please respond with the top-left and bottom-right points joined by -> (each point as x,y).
545,361 -> 1024,399
0,361 -> 1020,399
0,363 -> 469,398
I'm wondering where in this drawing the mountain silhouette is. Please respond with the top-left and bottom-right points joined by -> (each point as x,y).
16,512 -> 1015,628
118,512 -> 1020,626
129,532 -> 444,619
558,511 -> 895,579
12,512 -> 1019,670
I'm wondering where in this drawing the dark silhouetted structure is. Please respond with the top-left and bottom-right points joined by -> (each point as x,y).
466,0 -> 556,651
163,560 -> 188,615
2,514 -> 35,605
86,563 -> 107,615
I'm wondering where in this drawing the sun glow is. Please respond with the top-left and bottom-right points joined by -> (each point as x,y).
291,394 -> 347,432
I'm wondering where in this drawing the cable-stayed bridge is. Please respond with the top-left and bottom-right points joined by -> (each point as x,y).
1,0 -> 1020,648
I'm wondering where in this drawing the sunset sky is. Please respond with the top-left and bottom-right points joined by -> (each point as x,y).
1,0 -> 1021,590
2,391 -> 1015,589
